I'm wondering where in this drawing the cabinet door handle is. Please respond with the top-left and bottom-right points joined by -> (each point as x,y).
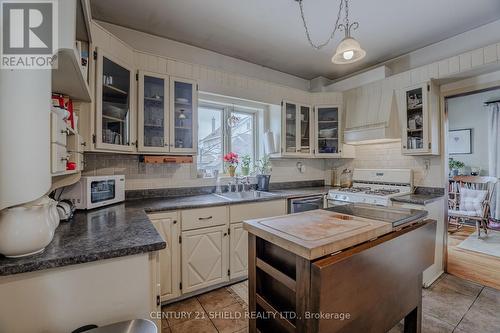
198,216 -> 212,221
173,220 -> 177,224
223,232 -> 228,237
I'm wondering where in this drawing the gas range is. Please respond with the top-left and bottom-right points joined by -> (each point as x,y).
328,169 -> 413,207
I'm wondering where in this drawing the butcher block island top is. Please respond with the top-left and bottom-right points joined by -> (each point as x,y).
244,209 -> 393,260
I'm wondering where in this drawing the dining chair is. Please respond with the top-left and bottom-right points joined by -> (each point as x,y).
448,176 -> 498,238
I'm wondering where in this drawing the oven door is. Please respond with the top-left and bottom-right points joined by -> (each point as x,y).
288,195 -> 324,214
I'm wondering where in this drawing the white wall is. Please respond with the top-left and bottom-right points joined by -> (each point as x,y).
97,21 -> 310,92
388,19 -> 500,76
447,89 -> 500,175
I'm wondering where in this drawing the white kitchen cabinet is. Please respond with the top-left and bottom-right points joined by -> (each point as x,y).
181,206 -> 228,231
229,223 -> 247,279
228,200 -> 286,279
51,143 -> 70,174
392,197 -> 445,287
314,105 -> 342,157
181,225 -> 229,293
229,200 -> 287,223
170,77 -> 197,154
281,101 -> 313,156
138,71 -> 170,153
400,81 -> 440,155
149,212 -> 181,302
95,47 -> 136,152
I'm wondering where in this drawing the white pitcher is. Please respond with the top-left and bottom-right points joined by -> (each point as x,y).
0,196 -> 55,258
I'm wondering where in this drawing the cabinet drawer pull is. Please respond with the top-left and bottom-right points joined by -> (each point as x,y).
198,216 -> 213,221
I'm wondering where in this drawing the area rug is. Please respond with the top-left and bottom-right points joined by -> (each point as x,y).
457,230 -> 500,258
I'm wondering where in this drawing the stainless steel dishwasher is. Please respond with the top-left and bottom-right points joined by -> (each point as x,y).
287,195 -> 325,213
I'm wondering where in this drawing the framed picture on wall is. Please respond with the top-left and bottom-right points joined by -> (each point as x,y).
448,129 -> 472,154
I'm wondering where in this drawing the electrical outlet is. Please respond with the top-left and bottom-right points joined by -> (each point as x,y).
424,158 -> 431,170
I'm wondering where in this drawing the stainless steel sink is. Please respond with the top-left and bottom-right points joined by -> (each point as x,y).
214,191 -> 277,201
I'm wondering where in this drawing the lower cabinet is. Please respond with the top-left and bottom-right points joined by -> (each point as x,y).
229,223 -> 248,280
181,225 -> 229,293
392,198 -> 445,287
149,212 -> 181,302
151,199 -> 287,301
228,200 -> 287,279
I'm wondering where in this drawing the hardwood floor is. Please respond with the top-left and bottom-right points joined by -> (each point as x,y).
447,225 -> 500,290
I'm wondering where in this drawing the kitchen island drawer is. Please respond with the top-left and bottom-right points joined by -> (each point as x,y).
181,206 -> 228,231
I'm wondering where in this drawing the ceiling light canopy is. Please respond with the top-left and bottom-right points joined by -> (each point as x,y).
296,0 -> 366,65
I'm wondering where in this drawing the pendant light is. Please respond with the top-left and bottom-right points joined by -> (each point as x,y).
296,0 -> 366,65
331,1 -> 366,64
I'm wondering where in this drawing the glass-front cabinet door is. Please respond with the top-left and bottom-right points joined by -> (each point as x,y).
299,105 -> 312,154
283,102 -> 297,154
315,105 -> 341,156
95,48 -> 135,152
170,77 -> 197,153
138,71 -> 169,153
281,101 -> 313,156
401,82 -> 437,155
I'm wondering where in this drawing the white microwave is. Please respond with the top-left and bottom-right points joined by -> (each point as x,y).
62,175 -> 125,210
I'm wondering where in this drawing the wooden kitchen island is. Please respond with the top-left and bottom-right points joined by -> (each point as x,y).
243,205 -> 436,333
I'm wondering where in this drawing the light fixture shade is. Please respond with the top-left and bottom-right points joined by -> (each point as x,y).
332,37 -> 366,64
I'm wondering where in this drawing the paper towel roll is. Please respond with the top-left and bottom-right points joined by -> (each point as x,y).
264,130 -> 276,154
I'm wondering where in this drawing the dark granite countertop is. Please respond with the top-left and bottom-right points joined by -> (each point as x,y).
390,187 -> 445,205
0,203 -> 166,276
0,186 -> 331,276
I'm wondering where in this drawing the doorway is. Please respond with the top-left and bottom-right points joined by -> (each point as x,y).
444,88 -> 500,289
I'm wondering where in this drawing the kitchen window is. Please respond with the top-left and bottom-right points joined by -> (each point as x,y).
198,102 -> 257,173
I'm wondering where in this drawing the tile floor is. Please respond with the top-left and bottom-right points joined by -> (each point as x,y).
160,275 -> 500,333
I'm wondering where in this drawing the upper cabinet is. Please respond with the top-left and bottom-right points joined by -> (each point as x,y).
95,48 -> 136,152
138,74 -> 197,154
282,101 -> 313,156
314,105 -> 342,157
138,72 -> 169,152
400,81 -> 440,155
269,101 -> 354,159
170,77 -> 197,154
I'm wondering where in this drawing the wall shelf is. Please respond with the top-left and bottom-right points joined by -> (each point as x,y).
52,48 -> 91,102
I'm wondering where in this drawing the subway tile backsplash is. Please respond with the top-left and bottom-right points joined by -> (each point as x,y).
325,142 -> 443,188
83,153 -> 326,191
84,142 -> 442,191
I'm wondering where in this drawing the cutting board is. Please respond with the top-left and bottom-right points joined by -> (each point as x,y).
244,209 -> 393,260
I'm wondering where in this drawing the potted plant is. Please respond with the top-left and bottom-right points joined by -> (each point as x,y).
224,152 -> 239,177
449,158 -> 465,177
255,154 -> 272,191
240,154 -> 251,176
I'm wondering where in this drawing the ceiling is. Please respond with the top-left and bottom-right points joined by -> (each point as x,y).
90,0 -> 500,80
